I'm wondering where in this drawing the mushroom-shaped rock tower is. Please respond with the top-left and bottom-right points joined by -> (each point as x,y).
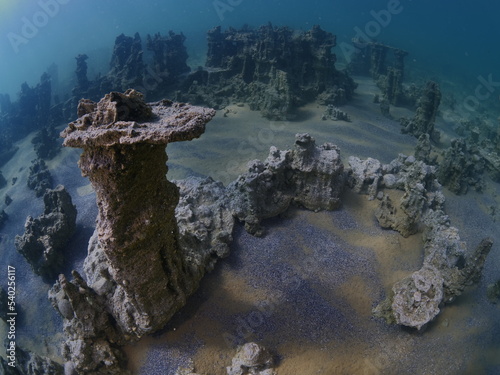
61,89 -> 216,336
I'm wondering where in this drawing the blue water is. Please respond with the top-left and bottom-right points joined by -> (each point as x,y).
1,0 -> 500,98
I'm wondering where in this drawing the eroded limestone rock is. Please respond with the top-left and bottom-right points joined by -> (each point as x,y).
48,271 -> 129,375
54,89 -> 216,374
227,133 -> 345,235
227,342 -> 276,375
180,24 -> 356,119
15,185 -> 76,278
438,138 -> 484,194
364,153 -> 494,329
27,158 -> 53,197
400,81 -> 441,141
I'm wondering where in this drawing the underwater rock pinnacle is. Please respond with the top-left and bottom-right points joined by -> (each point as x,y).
60,89 -> 215,337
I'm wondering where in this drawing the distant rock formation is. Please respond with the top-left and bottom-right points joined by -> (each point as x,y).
400,81 -> 442,141
31,125 -> 61,160
348,153 -> 493,329
27,158 -> 53,197
0,73 -> 52,157
227,342 -> 276,375
63,30 -> 190,120
348,41 -> 408,106
15,185 -> 77,278
179,24 -> 356,119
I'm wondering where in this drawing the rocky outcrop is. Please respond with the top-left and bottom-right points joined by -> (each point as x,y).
400,81 -> 441,141
146,31 -> 190,89
15,185 -> 77,278
348,41 -> 408,106
0,73 -> 53,149
32,125 -> 61,160
27,158 -> 53,197
321,105 -> 350,121
437,138 -> 484,194
352,153 -> 494,329
48,271 -> 129,375
227,342 -> 276,375
54,90 -> 216,374
227,133 -> 345,235
63,30 -> 190,120
175,177 -> 235,275
180,24 -> 356,119
107,33 -> 145,92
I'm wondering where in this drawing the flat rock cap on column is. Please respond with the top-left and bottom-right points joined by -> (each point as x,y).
61,89 -> 216,147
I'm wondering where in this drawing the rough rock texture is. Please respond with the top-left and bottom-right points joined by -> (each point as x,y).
107,33 -> 145,92
438,138 -> 484,194
48,272 -> 130,375
180,24 -> 356,119
175,177 -> 235,275
227,343 -> 276,375
146,31 -> 190,89
15,185 -> 77,278
321,105 -> 350,121
27,158 -> 53,197
347,156 -> 382,201
356,153 -> 494,329
63,30 -> 190,120
54,90 -> 216,374
32,125 -> 61,160
227,133 -> 345,235
400,81 -> 441,141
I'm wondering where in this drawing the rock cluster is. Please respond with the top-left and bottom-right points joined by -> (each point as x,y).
15,185 -> 77,278
31,125 -> 61,160
348,41 -> 408,106
0,73 -> 52,162
179,24 -> 356,119
227,342 -> 276,375
349,153 -> 494,329
321,105 -> 350,121
27,158 -> 53,197
227,133 -> 345,235
64,30 -> 190,120
48,271 -> 130,375
400,81 -> 442,141
437,138 -> 484,194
